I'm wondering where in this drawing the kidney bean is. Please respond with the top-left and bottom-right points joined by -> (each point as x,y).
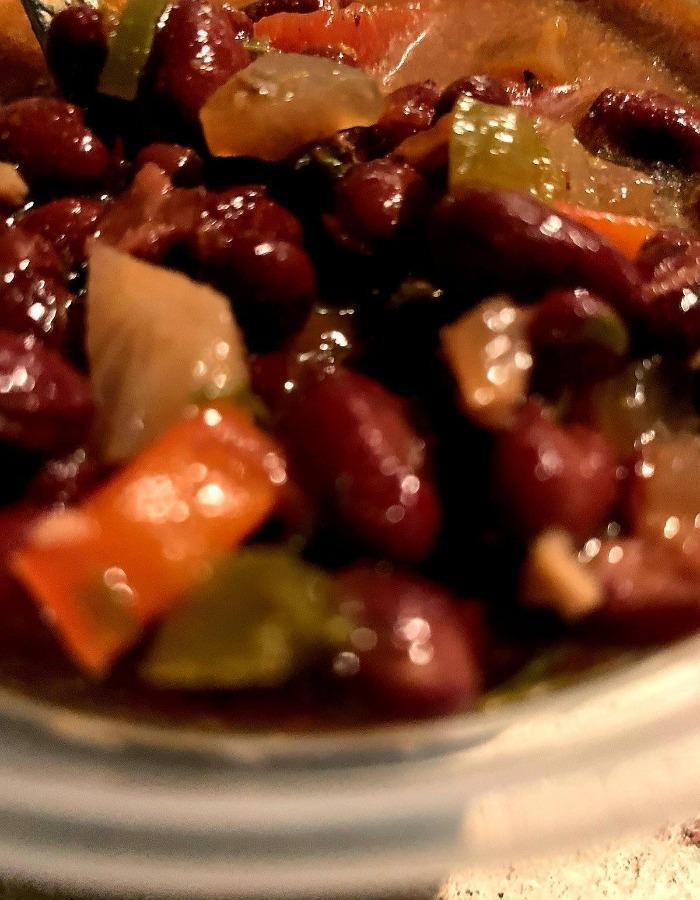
286,368 -> 442,561
189,186 -> 303,267
576,89 -> 700,172
214,238 -> 316,350
289,127 -> 379,214
375,81 -> 439,149
20,198 -> 103,269
494,400 -> 619,540
327,159 -> 429,251
223,4 -> 254,40
250,305 -> 356,409
436,74 -> 511,117
636,229 -> 698,280
430,188 -> 641,316
586,536 -> 700,643
27,447 -> 102,509
0,99 -> 110,191
636,232 -> 700,351
243,0 -> 323,20
335,567 -> 485,716
151,0 -> 251,122
529,288 -> 629,386
98,164 -> 203,263
0,227 -> 72,349
46,5 -> 107,102
134,143 -> 204,187
0,331 -> 93,453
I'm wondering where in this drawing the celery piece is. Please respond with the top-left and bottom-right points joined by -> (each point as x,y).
449,95 -> 565,201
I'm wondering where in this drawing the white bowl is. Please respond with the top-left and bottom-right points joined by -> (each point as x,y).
0,634 -> 698,897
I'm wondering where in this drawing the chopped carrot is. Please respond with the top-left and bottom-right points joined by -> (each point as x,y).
254,1 -> 424,69
554,202 -> 657,260
12,404 -> 285,676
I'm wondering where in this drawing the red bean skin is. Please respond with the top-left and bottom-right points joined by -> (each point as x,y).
328,159 -> 429,249
587,537 -> 700,643
223,5 -> 254,40
0,227 -> 72,349
97,164 -> 203,263
215,238 -> 316,351
134,143 -> 204,187
636,229 -> 697,280
287,369 -> 442,562
46,5 -> 107,101
243,0 -> 323,21
336,567 -> 485,717
20,198 -> 104,268
151,0 -> 251,122
636,232 -> 700,351
577,89 -> 700,172
436,74 -> 511,117
190,186 -> 303,267
375,81 -> 439,149
528,288 -> 628,384
0,99 -> 110,191
0,331 -> 93,453
431,188 -> 641,316
494,401 -> 619,540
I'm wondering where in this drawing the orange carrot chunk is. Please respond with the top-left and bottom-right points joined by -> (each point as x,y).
254,1 -> 423,69
554,202 -> 657,260
12,404 -> 286,676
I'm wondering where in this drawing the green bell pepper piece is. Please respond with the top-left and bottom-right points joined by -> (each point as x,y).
99,0 -> 170,102
142,548 -> 352,689
449,95 -> 565,201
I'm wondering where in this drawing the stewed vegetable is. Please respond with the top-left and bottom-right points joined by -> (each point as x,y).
0,0 -> 699,727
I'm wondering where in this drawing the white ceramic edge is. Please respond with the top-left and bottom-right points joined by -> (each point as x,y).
0,635 -> 697,896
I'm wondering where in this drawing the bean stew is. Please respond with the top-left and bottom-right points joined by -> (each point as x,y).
0,0 -> 698,731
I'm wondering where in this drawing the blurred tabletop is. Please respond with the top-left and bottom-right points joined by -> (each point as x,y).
2,817 -> 699,899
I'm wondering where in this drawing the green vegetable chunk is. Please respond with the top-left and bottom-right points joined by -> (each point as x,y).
142,548 -> 352,689
99,0 -> 169,102
449,96 -> 565,201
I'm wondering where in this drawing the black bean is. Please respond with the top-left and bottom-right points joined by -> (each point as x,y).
189,186 -> 303,267
46,5 -> 107,102
214,238 -> 316,351
576,89 -> 700,172
529,288 -> 629,386
0,226 -> 73,350
0,98 -> 110,191
223,4 -> 254,40
436,74 -> 510,118
430,187 -> 641,315
374,81 -> 439,149
20,198 -> 104,268
327,159 -> 429,250
494,400 -> 619,540
150,0 -> 251,122
285,368 -> 442,561
242,0 -> 323,22
0,331 -> 93,453
134,143 -> 204,186
636,228 -> 699,280
637,234 -> 700,351
335,567 -> 485,716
